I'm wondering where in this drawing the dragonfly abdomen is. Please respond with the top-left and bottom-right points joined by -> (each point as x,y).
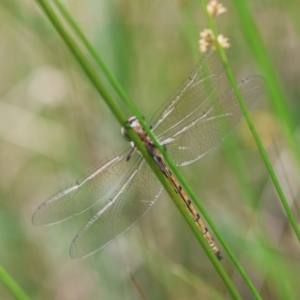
128,116 -> 222,260
159,158 -> 222,261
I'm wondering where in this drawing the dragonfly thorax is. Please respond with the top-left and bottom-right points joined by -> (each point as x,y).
121,116 -> 152,145
121,116 -> 157,161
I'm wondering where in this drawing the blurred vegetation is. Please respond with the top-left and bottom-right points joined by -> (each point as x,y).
0,0 -> 300,299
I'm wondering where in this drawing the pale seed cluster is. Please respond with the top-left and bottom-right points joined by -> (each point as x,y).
199,0 -> 230,52
206,0 -> 226,18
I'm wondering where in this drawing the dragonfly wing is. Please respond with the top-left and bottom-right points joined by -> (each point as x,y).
150,37 -> 235,139
70,159 -> 162,258
32,147 -> 134,226
163,76 -> 265,166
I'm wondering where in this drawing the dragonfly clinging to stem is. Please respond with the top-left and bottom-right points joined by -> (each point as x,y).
32,38 -> 264,259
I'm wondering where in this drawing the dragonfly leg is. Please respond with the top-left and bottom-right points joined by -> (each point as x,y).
126,147 -> 137,161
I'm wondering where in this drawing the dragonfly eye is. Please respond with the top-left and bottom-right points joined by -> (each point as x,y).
128,116 -> 138,128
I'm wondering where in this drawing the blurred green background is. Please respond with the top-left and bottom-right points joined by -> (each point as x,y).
0,0 -> 300,299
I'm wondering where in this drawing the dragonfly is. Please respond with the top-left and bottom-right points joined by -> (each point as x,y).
32,38 -> 264,260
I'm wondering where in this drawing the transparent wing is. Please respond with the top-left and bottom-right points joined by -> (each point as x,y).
32,147 -> 135,226
70,159 -> 162,258
162,76 -> 265,166
150,37 -> 235,139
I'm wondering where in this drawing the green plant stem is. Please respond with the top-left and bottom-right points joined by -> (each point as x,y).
52,0 -> 132,107
52,0 -> 237,268
204,0 -> 300,241
51,1 -> 264,298
201,0 -> 300,297
0,264 -> 31,300
231,0 -> 300,176
138,246 -> 226,300
43,1 -> 259,298
51,0 -> 231,265
35,0 -> 242,298
200,2 -> 265,300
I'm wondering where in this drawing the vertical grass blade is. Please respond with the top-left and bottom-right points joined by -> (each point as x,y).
199,0 -> 300,240
231,1 -> 300,175
0,264 -> 31,300
51,1 -> 244,276
52,0 -> 250,273
34,0 -> 243,298
52,0 -> 132,107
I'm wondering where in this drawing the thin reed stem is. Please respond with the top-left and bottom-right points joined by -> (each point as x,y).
0,264 -> 31,300
35,0 -> 242,298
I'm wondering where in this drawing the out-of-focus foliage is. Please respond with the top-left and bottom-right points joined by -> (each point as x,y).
0,1 -> 300,299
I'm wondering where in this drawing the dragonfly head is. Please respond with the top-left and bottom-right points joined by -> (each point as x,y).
121,116 -> 140,141
128,116 -> 140,128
